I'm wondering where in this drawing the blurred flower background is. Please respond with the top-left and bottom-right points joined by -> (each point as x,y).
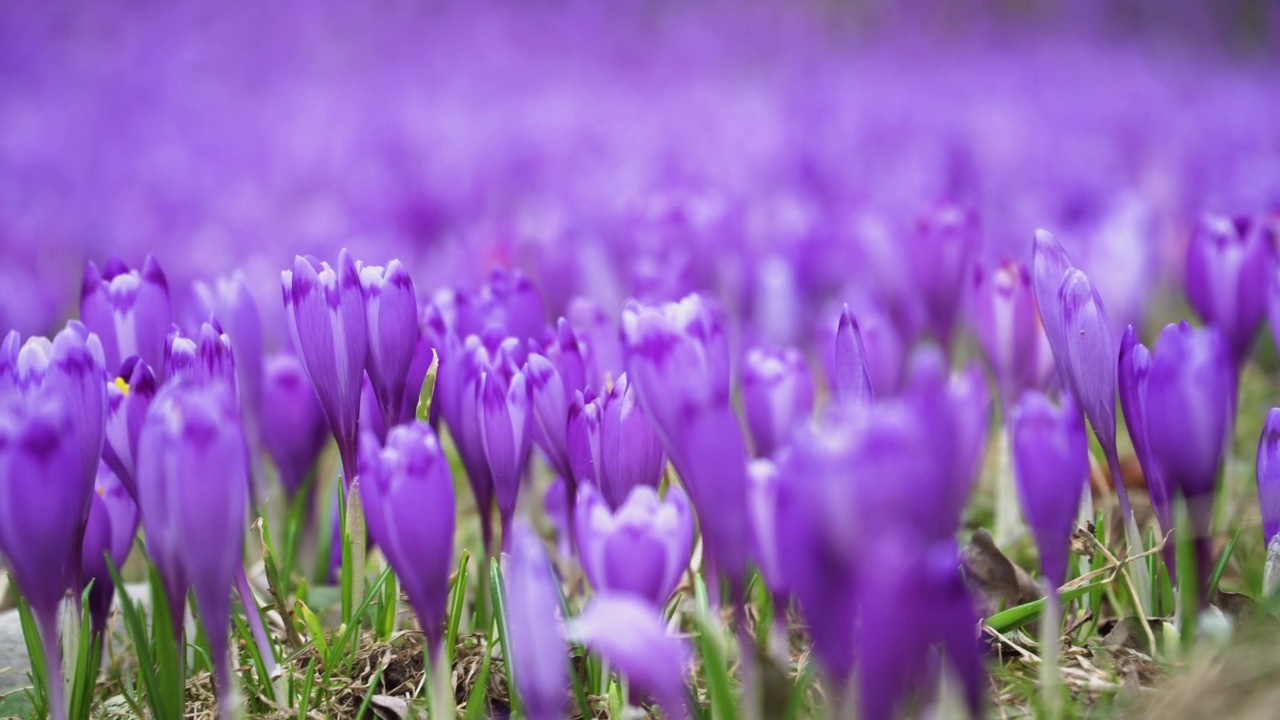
3,0 -> 1276,347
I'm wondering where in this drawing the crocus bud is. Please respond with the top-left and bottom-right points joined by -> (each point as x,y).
568,594 -> 693,719
1118,326 -> 1171,536
261,353 -> 329,499
1144,323 -> 1231,597
972,260 -> 1053,404
832,305 -> 873,406
1256,408 -> 1280,548
282,250 -> 368,482
361,260 -> 419,429
478,354 -> 532,545
526,352 -> 571,478
2,323 -> 109,495
568,375 -> 667,510
913,204 -> 979,347
477,269 -> 548,344
1058,269 -> 1119,457
80,255 -> 173,378
575,483 -> 693,607
359,422 -> 455,654
1186,215 -> 1274,366
1011,392 -> 1089,589
741,346 -> 814,458
81,463 -> 139,636
747,458 -> 787,601
437,332 -> 496,552
565,296 -> 623,387
166,322 -> 237,392
196,271 -> 265,438
0,399 -> 87,720
503,520 -> 568,720
103,357 -> 157,497
136,384 -> 248,716
1031,229 -> 1074,386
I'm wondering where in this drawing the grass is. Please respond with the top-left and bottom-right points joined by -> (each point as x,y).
5,363 -> 1280,719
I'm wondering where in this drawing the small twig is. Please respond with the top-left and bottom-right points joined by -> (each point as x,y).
1076,528 -> 1159,653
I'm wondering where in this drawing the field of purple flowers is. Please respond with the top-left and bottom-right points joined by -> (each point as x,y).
2,1 -> 1280,718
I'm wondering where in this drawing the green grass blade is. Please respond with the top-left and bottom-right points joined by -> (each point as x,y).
446,549 -> 471,667
12,593 -> 48,718
488,558 -> 521,718
986,577 -> 1111,633
782,662 -> 816,720
692,574 -> 737,720
354,663 -> 387,720
416,350 -> 440,422
1208,528 -> 1240,596
463,622 -> 496,720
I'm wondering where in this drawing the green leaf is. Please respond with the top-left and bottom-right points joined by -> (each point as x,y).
782,662 -> 816,720
295,600 -> 329,659
488,558 -> 522,718
1208,527 -> 1241,596
692,574 -> 737,720
12,592 -> 48,719
463,620 -> 497,720
446,550 -> 471,667
986,577 -> 1112,633
69,582 -> 103,720
1176,501 -> 1199,650
416,350 -> 440,422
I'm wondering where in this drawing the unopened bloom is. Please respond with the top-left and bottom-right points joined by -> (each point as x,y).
567,374 -> 666,510
526,351 -> 572,479
359,422 -> 455,653
361,260 -> 419,429
261,353 -> 329,499
136,384 -> 248,715
971,260 -> 1053,404
1143,323 -> 1232,598
102,357 -> 157,497
1185,215 -> 1274,366
165,322 -> 237,391
196,271 -> 266,443
1118,326 -> 1171,536
913,203 -> 979,348
575,483 -> 693,607
1011,392 -> 1089,589
741,346 -> 814,458
282,250 -> 368,482
0,399 -> 87,720
503,520 -> 568,720
832,305 -> 873,406
478,351 -> 532,545
81,463 -> 139,636
1256,408 -> 1280,548
1,323 -> 109,494
80,255 -> 173,377
568,594 -> 693,719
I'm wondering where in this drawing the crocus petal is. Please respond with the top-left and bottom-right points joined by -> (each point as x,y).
1257,408 -> 1280,547
1031,229 -> 1074,386
568,594 -> 693,719
503,521 -> 568,720
832,305 -> 874,406
741,346 -> 814,458
1058,268 -> 1118,454
361,260 -> 419,427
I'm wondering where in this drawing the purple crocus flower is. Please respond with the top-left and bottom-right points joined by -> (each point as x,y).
136,384 -> 248,718
261,352 -> 329,499
282,250 -> 368,483
525,351 -> 572,479
476,268 -> 548,344
1143,323 -> 1232,599
1011,392 -> 1090,590
81,463 -> 139,637
568,594 -> 693,719
1,323 -> 109,497
80,255 -> 173,378
1185,214 -> 1274,367
360,260 -> 419,431
832,305 -> 874,406
166,322 -> 237,392
971,260 -> 1053,405
1118,326 -> 1172,540
437,331 -> 497,552
622,295 -> 751,587
913,203 -> 979,348
102,357 -> 157,497
358,421 -> 455,654
747,458 -> 788,610
1256,408 -> 1280,548
740,346 -> 814,458
0,399 -> 88,720
574,482 -> 693,607
478,352 -> 532,546
196,271 -> 266,446
565,297 -> 623,388
503,520 -> 568,720
567,374 -> 667,510
1034,231 -> 1130,518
